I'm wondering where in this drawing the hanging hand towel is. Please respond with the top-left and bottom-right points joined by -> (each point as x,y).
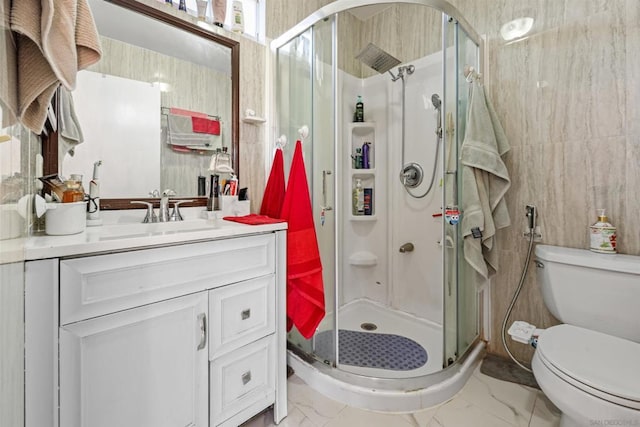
10,0 -> 102,134
460,80 -> 511,280
223,214 -> 286,225
280,141 -> 325,339
166,113 -> 217,147
259,148 -> 285,219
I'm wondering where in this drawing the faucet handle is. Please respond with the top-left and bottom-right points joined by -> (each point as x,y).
162,189 -> 176,197
130,201 -> 158,223
148,189 -> 160,197
170,200 -> 193,221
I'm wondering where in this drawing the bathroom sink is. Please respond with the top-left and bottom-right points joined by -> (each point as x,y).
94,219 -> 218,240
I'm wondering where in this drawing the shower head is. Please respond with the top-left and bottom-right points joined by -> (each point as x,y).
431,94 -> 442,110
355,43 -> 401,74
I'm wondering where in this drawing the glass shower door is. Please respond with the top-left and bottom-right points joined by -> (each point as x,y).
455,24 -> 480,357
275,17 -> 337,366
442,17 -> 481,366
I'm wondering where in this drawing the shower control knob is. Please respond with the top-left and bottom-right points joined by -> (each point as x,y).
399,243 -> 414,253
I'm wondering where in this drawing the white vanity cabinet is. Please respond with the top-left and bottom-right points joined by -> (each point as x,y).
25,229 -> 287,427
59,292 -> 209,427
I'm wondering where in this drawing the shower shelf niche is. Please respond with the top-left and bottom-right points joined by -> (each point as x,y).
349,123 -> 376,221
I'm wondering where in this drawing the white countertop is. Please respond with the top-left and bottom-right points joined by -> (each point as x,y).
0,208 -> 287,263
22,218 -> 286,261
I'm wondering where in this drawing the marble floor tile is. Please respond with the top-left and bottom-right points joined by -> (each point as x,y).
461,367 -> 538,426
528,392 -> 561,427
428,396 -> 515,427
241,367 -> 562,427
286,375 -> 347,426
242,406 -> 312,427
323,406 -> 417,427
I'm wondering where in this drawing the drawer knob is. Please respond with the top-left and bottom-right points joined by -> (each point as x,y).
241,371 -> 252,385
241,309 -> 251,320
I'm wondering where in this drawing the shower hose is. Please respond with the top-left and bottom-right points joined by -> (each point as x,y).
398,73 -> 440,199
500,228 -> 535,372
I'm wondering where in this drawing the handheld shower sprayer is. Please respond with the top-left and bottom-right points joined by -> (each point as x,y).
526,205 -> 537,231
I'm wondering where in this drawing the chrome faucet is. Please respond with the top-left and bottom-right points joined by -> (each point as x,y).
159,189 -> 176,222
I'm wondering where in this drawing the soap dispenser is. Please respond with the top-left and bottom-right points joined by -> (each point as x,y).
589,209 -> 617,253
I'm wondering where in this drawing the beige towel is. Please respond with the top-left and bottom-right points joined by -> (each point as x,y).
1,0 -> 19,128
460,81 -> 511,280
10,0 -> 101,134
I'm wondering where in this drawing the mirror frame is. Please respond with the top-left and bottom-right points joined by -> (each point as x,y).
42,0 -> 240,209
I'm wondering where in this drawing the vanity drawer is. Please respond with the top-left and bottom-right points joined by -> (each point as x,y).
209,275 -> 275,359
60,234 -> 275,325
210,336 -> 276,426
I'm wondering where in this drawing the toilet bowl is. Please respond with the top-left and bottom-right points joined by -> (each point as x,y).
533,245 -> 640,427
532,324 -> 640,427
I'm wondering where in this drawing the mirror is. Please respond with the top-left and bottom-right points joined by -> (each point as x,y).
44,0 -> 239,209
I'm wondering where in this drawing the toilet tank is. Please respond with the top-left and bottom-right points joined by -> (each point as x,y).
535,245 -> 640,343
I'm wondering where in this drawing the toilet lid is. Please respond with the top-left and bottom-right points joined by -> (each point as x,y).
538,325 -> 640,405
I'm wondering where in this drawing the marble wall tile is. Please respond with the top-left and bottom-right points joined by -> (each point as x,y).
266,0 -> 333,41
625,0 -> 640,135
337,11 -> 363,77
441,0 -> 638,362
623,137 -> 640,255
239,38 -> 266,212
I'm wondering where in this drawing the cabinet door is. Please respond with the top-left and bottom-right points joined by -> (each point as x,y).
60,292 -> 208,427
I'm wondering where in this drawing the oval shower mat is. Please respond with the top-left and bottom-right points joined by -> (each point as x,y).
314,329 -> 428,371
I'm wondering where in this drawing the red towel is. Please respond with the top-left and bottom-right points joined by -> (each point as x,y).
280,141 -> 325,338
192,117 -> 221,135
223,214 -> 285,225
259,148 -> 285,219
169,107 -> 207,118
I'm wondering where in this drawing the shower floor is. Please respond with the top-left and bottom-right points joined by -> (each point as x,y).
317,299 -> 443,379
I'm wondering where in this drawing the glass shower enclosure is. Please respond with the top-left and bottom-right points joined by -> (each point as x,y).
274,1 -> 482,384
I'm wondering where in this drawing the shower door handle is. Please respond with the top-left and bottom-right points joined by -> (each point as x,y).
321,170 -> 333,211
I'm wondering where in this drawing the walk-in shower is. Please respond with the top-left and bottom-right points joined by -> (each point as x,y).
272,0 -> 484,411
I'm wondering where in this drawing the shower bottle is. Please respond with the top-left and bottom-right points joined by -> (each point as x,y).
355,95 -> 364,122
352,179 -> 364,215
362,142 -> 371,169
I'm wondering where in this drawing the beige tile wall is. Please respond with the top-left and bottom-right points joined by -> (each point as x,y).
447,0 -> 640,362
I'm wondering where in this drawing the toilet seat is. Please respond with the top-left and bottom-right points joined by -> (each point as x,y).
537,324 -> 640,410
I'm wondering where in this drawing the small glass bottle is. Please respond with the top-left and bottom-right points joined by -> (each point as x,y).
352,148 -> 362,169
63,175 -> 85,203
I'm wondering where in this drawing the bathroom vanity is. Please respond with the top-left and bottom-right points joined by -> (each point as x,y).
23,217 -> 287,427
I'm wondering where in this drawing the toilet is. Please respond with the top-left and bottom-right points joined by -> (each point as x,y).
533,245 -> 640,427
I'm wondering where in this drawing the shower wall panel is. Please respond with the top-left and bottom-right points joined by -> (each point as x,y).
385,52 -> 443,325
340,71 -> 390,308
339,50 -> 444,327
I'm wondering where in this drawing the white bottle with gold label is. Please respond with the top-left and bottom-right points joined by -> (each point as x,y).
589,209 -> 617,253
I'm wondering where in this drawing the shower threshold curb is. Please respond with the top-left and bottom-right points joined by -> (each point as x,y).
287,340 -> 485,413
